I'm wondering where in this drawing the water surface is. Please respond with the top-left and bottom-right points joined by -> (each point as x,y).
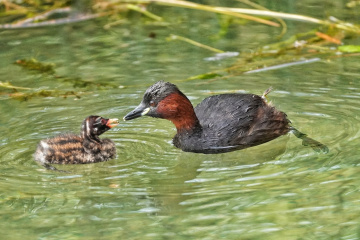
1,1 -> 360,239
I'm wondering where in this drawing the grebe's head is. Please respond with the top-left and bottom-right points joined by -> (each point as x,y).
123,81 -> 191,121
82,116 -> 119,140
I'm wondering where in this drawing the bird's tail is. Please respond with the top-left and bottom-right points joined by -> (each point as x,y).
262,87 -> 273,102
290,127 -> 329,153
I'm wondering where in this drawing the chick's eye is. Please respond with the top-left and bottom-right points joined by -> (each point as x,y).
149,100 -> 156,107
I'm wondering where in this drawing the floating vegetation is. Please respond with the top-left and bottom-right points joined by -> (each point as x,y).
14,58 -> 118,89
0,7 -> 106,29
1,0 -> 359,33
1,1 -> 360,95
14,58 -> 55,74
115,0 -> 359,81
338,45 -> 360,53
186,73 -> 224,81
0,83 -> 83,101
179,25 -> 360,81
8,90 -> 82,101
4,57 -> 118,101
0,78 -> 83,101
0,81 -> 31,90
110,0 -> 360,33
167,34 -> 225,53
0,1 -> 70,28
59,76 -> 118,89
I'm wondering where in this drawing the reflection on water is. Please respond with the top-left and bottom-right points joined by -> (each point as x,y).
1,1 -> 360,239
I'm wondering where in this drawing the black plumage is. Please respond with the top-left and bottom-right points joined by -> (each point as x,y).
176,93 -> 289,153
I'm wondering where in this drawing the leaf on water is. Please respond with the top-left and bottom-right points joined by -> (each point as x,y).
14,58 -> 55,74
338,45 -> 360,53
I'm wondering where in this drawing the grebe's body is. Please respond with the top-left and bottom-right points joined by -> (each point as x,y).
172,93 -> 289,153
124,81 -> 328,154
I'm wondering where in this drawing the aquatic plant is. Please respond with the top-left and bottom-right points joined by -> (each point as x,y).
15,58 -> 55,74
1,0 -> 359,96
0,58 -> 117,101
0,80 -> 83,101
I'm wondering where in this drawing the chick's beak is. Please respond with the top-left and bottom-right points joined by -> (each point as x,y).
123,103 -> 150,121
106,118 -> 119,128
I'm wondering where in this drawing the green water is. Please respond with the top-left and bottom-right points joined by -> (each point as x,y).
1,1 -> 360,239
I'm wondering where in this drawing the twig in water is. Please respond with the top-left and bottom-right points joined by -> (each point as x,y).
167,34 -> 224,53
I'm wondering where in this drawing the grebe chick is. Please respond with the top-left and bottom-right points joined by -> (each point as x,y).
124,81 -> 328,154
35,115 -> 119,170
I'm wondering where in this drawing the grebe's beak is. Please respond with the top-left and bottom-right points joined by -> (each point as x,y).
123,103 -> 150,121
106,118 -> 119,128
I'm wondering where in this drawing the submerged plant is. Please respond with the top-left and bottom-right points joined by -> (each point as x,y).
8,90 -> 82,101
0,82 -> 83,101
14,58 -> 55,74
6,58 -> 118,101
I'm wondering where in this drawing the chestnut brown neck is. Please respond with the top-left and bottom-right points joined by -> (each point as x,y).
157,92 -> 202,133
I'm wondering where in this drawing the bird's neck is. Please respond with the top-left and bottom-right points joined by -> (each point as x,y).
81,125 -> 101,144
157,92 -> 202,133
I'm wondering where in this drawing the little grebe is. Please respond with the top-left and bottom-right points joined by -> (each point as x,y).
34,115 -> 119,169
124,81 -> 328,154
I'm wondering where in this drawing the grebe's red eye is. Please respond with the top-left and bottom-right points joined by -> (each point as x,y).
149,100 -> 156,107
